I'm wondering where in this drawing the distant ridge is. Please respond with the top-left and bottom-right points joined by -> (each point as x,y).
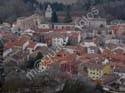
37,0 -> 77,4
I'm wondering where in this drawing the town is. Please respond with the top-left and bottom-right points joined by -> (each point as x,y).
0,2 -> 125,93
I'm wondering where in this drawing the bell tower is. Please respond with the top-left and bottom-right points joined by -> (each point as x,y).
45,4 -> 52,19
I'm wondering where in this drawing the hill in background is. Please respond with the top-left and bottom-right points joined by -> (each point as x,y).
37,0 -> 77,5
1,0 -> 125,23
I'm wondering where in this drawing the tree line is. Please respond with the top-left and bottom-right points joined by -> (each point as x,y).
1,0 -> 125,24
0,0 -> 34,24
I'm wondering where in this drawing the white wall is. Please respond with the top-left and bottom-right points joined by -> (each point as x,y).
38,24 -> 50,29
114,72 -> 125,77
52,37 -> 68,47
23,41 -> 29,50
3,48 -> 12,58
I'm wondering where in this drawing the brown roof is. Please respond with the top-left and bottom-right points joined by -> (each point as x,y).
5,41 -> 14,49
15,38 -> 27,47
28,41 -> 37,48
84,61 -> 106,70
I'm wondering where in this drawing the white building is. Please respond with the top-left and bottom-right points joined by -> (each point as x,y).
38,23 -> 50,29
52,37 -> 69,47
81,41 -> 96,47
45,5 -> 52,19
87,47 -> 95,54
89,18 -> 107,28
114,67 -> 125,78
52,23 -> 75,30
28,42 -> 47,54
3,48 -> 12,58
12,14 -> 41,30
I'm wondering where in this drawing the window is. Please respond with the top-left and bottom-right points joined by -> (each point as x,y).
62,26 -> 64,29
90,72 -> 93,74
92,76 -> 95,79
43,25 -> 45,27
96,76 -> 99,79
100,24 -> 104,28
88,48 -> 95,54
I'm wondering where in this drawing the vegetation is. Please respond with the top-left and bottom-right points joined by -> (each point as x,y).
1,0 -> 125,23
51,11 -> 58,23
39,2 -> 65,11
58,80 -> 94,93
94,83 -> 104,93
0,0 -> 34,23
0,0 -> 66,23
64,6 -> 72,23
26,52 -> 43,69
74,0 -> 125,21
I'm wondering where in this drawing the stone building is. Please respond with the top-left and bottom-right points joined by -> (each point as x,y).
45,5 -> 52,20
89,18 -> 107,28
12,14 -> 41,30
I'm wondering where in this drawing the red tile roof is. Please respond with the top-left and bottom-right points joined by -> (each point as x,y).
29,41 -> 37,48
15,38 -> 27,47
5,41 -> 14,48
1,33 -> 18,41
61,61 -> 76,65
66,46 -> 86,51
112,25 -> 125,32
105,54 -> 125,61
68,32 -> 79,38
111,62 -> 125,67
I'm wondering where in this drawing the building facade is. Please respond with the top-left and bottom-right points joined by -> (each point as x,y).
85,62 -> 111,80
45,5 -> 52,19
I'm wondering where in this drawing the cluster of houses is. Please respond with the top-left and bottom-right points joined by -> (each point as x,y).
0,9 -> 125,91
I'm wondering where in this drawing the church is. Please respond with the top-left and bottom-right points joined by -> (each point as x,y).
45,4 -> 53,20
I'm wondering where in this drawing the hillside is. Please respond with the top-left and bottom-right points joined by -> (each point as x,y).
37,0 -> 77,4
0,0 -> 33,23
1,0 -> 125,23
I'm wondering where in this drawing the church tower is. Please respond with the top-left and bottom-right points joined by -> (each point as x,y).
45,4 -> 52,19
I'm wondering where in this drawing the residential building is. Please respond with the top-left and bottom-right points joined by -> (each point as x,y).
52,36 -> 69,47
51,23 -> 75,30
38,23 -> 50,29
68,31 -> 81,45
89,18 -> 107,28
12,14 -> 41,30
84,61 -> 111,80
87,46 -> 100,54
3,41 -> 14,58
60,61 -> 77,74
114,67 -> 125,78
14,38 -> 29,50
